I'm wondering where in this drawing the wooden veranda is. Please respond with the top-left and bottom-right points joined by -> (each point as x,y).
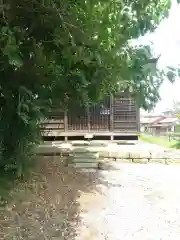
41,93 -> 140,141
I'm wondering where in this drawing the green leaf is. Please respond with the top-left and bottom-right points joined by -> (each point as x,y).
166,71 -> 176,83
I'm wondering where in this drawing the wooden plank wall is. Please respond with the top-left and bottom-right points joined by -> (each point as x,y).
113,95 -> 138,132
67,105 -> 89,131
40,93 -> 139,135
41,110 -> 65,136
89,97 -> 110,131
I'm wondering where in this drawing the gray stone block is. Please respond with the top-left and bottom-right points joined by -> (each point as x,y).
72,157 -> 98,163
117,151 -> 130,159
71,147 -> 89,153
132,158 -> 148,164
99,150 -> 109,158
109,151 -> 120,158
165,159 -> 180,165
149,158 -> 165,164
72,147 -> 99,153
69,162 -> 99,168
70,152 -> 99,159
77,168 -> 97,173
117,158 -> 132,163
89,141 -> 108,147
150,151 -> 167,159
35,145 -> 62,154
87,146 -> 107,153
71,141 -> 90,146
53,142 -> 72,152
129,150 -> 151,159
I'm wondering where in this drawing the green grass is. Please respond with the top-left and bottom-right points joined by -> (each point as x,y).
140,134 -> 180,149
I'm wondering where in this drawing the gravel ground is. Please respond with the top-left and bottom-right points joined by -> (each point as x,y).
2,157 -> 180,239
76,163 -> 180,240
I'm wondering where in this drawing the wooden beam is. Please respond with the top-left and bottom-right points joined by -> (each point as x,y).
64,110 -> 68,132
87,105 -> 90,132
110,94 -> 114,131
136,105 -> 140,132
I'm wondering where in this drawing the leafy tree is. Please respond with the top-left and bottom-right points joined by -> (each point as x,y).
0,0 -> 176,176
118,45 -> 179,110
171,101 -> 180,119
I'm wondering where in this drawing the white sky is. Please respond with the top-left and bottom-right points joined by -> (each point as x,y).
142,0 -> 180,113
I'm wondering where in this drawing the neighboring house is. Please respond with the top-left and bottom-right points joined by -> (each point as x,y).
141,115 -> 178,135
150,117 -> 178,134
140,115 -> 165,133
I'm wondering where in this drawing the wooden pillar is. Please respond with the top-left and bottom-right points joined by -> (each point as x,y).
87,105 -> 90,132
136,105 -> 140,133
110,94 -> 114,132
64,110 -> 68,132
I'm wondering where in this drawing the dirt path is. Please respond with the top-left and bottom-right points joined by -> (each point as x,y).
77,163 -> 180,239
2,158 -> 180,239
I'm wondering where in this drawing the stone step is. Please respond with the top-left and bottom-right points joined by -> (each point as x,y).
35,145 -> 63,155
71,157 -> 98,163
70,151 -> 99,158
71,147 -> 99,153
89,141 -> 109,147
68,162 -> 99,168
71,141 -> 90,146
98,161 -> 119,170
132,158 -> 148,164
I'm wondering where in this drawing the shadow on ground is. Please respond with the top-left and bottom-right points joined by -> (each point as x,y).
0,157 -> 112,240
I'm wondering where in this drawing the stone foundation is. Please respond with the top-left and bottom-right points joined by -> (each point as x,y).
35,141 -> 180,168
132,158 -> 149,164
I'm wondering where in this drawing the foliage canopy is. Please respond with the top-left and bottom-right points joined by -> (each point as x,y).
0,0 -> 178,176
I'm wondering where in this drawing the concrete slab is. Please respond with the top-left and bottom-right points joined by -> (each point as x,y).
69,162 -> 99,168
71,152 -> 99,159
36,141 -> 180,167
71,141 -> 90,146
117,158 -> 132,163
149,158 -> 165,164
52,142 -> 72,152
132,158 -> 148,164
116,151 -> 130,159
89,141 -> 109,147
72,157 -> 98,163
99,150 -> 110,158
71,147 -> 96,153
129,150 -> 151,159
165,159 -> 180,165
35,145 -> 62,154
150,151 -> 167,159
